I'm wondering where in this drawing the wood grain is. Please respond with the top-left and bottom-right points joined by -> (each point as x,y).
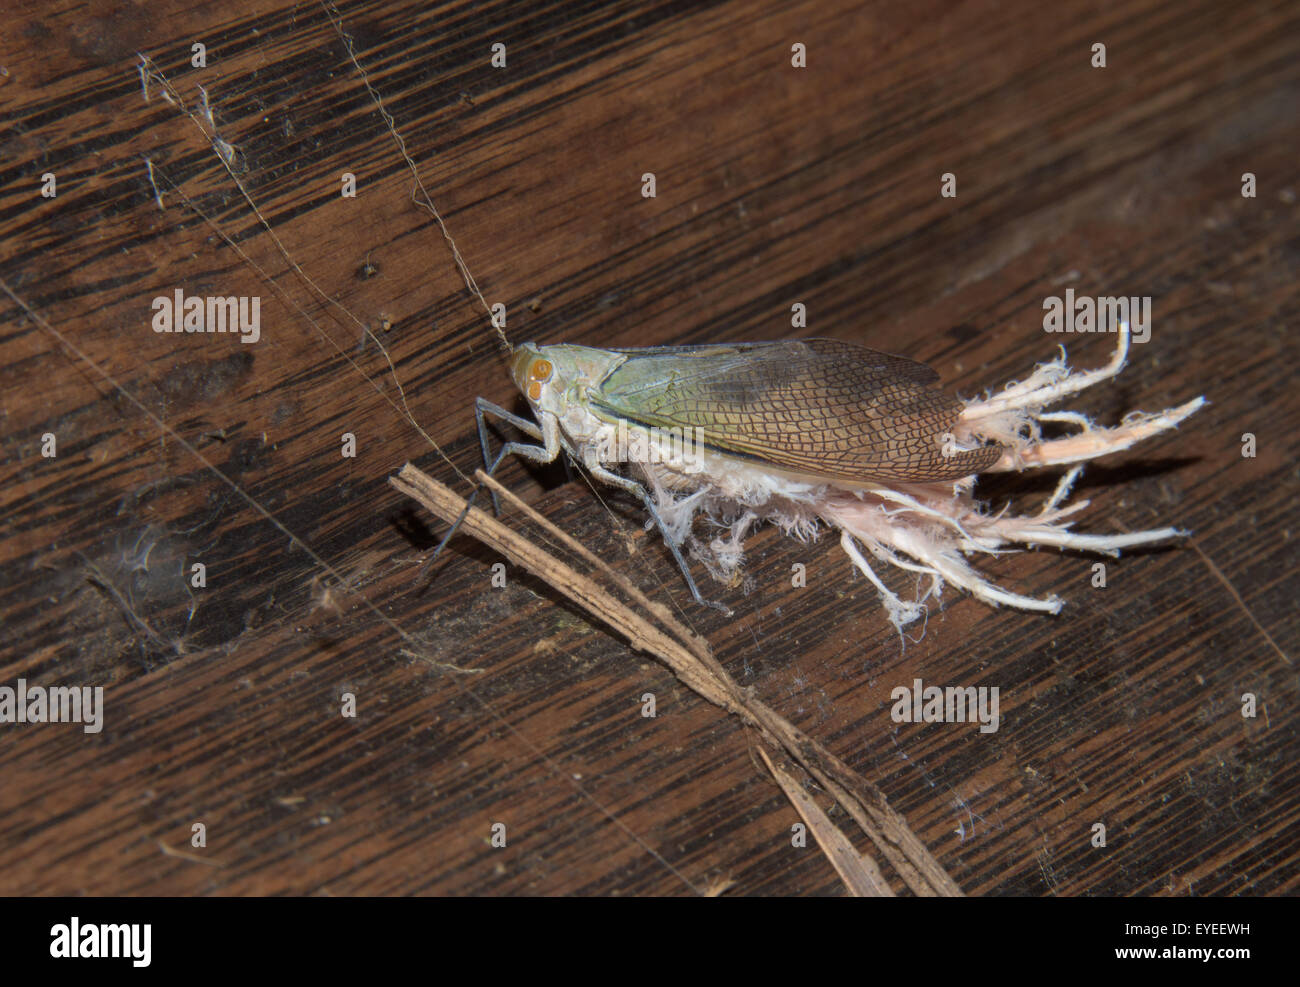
0,0 -> 1296,895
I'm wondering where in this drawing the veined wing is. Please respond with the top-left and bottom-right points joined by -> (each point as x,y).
592,338 -> 1000,482
608,339 -> 942,389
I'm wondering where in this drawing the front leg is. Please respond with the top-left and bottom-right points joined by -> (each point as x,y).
430,404 -> 560,565
475,397 -> 545,516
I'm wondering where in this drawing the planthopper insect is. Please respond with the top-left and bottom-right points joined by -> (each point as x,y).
442,322 -> 1204,628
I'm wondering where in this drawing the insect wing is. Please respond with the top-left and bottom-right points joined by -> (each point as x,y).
593,338 -> 1000,482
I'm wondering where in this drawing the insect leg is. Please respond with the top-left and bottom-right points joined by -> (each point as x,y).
475,398 -> 543,516
427,409 -> 558,567
585,463 -> 733,616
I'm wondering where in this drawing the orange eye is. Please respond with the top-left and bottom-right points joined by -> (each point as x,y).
530,359 -> 553,382
527,381 -> 542,400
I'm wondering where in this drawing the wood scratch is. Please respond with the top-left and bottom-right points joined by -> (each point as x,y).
1190,541 -> 1291,666
157,841 -> 223,867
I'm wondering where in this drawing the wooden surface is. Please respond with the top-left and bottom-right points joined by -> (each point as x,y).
1,0 -> 1296,895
